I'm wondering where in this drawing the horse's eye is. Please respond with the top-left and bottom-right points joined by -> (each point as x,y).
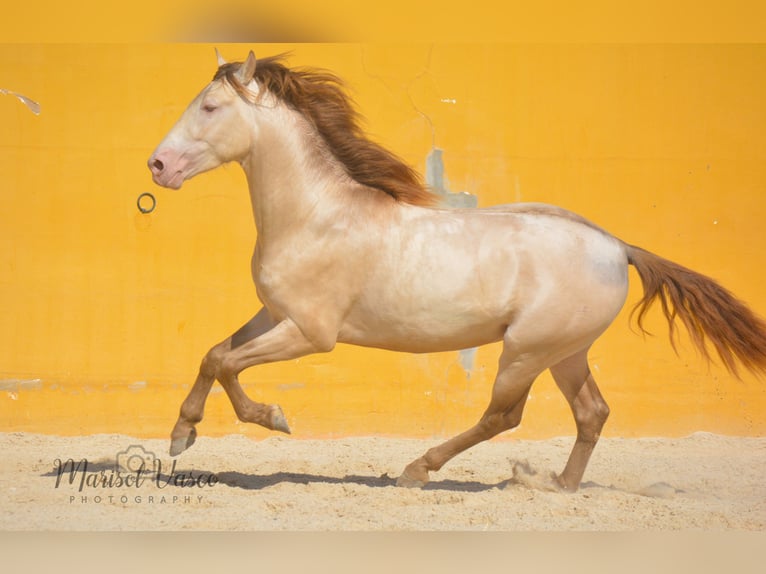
202,103 -> 217,113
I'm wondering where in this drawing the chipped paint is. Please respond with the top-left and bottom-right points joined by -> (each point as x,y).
458,348 -> 478,379
0,88 -> 40,114
425,148 -> 478,208
0,378 -> 42,391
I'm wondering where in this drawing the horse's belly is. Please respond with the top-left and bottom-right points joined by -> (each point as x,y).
336,225 -> 523,352
338,295 -> 512,353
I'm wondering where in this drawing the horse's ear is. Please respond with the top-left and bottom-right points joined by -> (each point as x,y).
215,48 -> 227,67
236,51 -> 257,84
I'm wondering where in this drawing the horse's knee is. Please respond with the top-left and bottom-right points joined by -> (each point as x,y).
200,343 -> 228,379
216,354 -> 240,383
234,401 -> 255,423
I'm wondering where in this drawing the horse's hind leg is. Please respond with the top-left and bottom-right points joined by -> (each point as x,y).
396,345 -> 542,488
548,348 -> 610,492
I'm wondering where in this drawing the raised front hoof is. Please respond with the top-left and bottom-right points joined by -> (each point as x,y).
169,426 -> 197,457
270,405 -> 291,434
395,469 -> 429,489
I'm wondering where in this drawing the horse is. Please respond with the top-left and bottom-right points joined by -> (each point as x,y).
148,51 -> 766,491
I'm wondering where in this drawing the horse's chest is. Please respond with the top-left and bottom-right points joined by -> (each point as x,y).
251,262 -> 290,313
250,251 -> 357,321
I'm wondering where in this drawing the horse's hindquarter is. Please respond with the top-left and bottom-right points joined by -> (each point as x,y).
339,204 -> 630,354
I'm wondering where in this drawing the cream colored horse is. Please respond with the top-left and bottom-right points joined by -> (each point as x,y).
148,51 -> 766,491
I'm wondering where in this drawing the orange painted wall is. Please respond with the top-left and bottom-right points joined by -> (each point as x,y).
1,44 -> 764,442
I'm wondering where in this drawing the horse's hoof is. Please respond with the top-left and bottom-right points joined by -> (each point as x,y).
395,472 -> 427,489
169,427 -> 197,456
271,405 -> 291,434
509,461 -> 567,492
553,474 -> 576,493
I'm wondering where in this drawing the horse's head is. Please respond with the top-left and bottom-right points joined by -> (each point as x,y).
148,51 -> 259,189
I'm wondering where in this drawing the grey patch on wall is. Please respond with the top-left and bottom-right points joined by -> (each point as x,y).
458,348 -> 478,379
425,148 -> 478,209
425,148 -> 479,377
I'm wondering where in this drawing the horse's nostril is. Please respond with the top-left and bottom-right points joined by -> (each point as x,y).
152,158 -> 164,172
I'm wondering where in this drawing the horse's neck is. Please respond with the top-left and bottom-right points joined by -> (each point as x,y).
241,108 -> 349,243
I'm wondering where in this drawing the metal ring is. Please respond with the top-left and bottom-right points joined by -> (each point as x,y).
137,192 -> 156,214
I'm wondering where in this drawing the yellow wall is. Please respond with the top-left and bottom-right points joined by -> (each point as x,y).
1,44 -> 764,441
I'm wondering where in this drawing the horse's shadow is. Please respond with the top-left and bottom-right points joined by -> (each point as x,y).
213,472 -> 650,495
43,459 -> 654,496
214,470 -> 511,493
41,458 -> 507,492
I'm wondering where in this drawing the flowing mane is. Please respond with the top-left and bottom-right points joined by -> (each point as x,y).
213,55 -> 437,207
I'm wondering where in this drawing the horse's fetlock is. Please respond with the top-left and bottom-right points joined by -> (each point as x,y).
235,402 -> 255,423
422,451 -> 443,472
179,405 -> 203,425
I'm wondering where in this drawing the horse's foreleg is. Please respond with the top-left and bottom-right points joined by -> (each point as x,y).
213,316 -> 325,432
169,339 -> 226,456
397,348 -> 541,488
549,349 -> 610,492
170,308 -> 276,456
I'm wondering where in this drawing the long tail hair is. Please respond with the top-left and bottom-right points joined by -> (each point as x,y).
627,244 -> 766,377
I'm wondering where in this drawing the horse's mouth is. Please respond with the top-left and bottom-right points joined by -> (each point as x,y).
153,170 -> 185,189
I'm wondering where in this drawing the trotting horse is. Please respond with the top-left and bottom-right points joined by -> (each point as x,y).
148,51 -> 766,491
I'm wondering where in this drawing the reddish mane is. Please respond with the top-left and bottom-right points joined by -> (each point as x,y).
214,56 -> 436,207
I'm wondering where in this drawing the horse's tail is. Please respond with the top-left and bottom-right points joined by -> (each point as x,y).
626,244 -> 766,377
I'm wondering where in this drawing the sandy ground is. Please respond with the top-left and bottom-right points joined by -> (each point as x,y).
0,431 -> 764,531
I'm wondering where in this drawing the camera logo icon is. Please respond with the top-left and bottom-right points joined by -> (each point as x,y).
115,445 -> 158,475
